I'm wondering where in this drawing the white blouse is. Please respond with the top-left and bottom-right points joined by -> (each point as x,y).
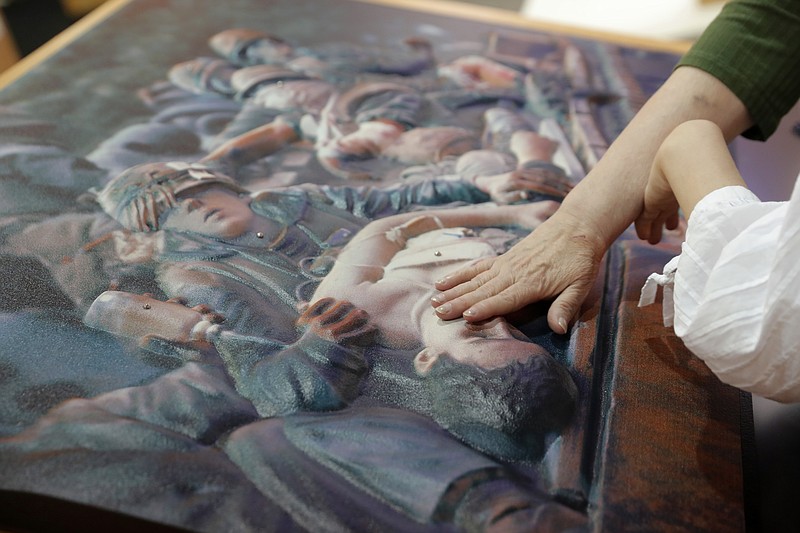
639,177 -> 800,403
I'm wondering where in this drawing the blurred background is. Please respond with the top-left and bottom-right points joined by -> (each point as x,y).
0,0 -> 103,61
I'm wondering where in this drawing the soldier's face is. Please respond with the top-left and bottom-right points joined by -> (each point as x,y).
161,186 -> 260,240
422,315 -> 549,371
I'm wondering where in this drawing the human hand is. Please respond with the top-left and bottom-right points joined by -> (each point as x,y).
509,130 -> 559,163
84,291 -> 225,345
297,297 -> 376,346
474,167 -> 573,204
636,120 -> 746,245
437,55 -> 521,89
634,164 -> 680,245
488,200 -> 560,230
430,210 -> 604,334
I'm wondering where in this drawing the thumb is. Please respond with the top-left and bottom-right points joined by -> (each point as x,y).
547,281 -> 591,334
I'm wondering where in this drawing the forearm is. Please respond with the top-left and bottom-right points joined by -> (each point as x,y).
214,330 -> 366,416
678,0 -> 800,141
315,214 -> 434,291
385,206 -> 524,232
201,120 -> 298,167
654,120 -> 746,218
360,205 -> 527,247
343,209 -> 493,265
559,66 -> 752,249
330,206 -> 526,285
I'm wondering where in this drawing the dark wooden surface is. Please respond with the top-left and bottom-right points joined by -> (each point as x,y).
594,238 -> 746,530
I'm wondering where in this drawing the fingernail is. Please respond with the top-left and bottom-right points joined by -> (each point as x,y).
557,317 -> 568,334
435,304 -> 450,314
434,276 -> 449,285
463,309 -> 476,317
431,293 -> 444,304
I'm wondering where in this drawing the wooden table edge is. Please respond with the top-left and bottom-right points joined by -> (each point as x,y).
0,0 -> 131,89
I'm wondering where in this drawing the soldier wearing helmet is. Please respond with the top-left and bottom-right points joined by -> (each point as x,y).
96,161 -> 248,233
95,159 -> 498,340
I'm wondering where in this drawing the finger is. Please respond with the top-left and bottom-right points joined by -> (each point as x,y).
434,257 -> 494,292
517,170 -> 572,194
297,297 -> 333,324
431,266 -> 499,315
637,210 -> 667,245
342,324 -> 378,346
327,307 -> 370,341
665,212 -> 680,231
547,280 -> 591,334
634,212 -> 655,241
634,218 -> 650,241
647,216 -> 666,245
509,179 -> 565,198
459,284 -> 534,322
317,299 -> 351,326
434,268 -> 530,321
493,189 -> 529,204
338,307 -> 370,330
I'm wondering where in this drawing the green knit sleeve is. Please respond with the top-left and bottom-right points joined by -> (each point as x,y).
678,0 -> 800,140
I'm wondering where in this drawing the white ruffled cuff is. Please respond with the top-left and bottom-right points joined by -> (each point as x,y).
638,255 -> 680,327
688,185 -> 760,226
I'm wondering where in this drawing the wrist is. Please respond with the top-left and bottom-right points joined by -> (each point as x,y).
657,120 -> 746,217
558,189 -> 623,251
549,204 -> 610,260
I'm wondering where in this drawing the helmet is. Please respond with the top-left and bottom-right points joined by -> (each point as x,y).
209,28 -> 293,66
96,161 -> 247,232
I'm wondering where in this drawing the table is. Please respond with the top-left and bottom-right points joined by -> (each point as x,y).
0,1 -> 749,531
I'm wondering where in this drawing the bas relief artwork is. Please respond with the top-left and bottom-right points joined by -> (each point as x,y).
0,0 -> 743,531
